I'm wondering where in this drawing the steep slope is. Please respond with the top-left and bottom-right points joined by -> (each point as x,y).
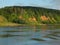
0,6 -> 60,25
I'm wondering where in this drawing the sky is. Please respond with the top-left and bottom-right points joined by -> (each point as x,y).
0,0 -> 60,10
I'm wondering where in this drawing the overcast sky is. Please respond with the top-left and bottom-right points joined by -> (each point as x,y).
0,0 -> 60,10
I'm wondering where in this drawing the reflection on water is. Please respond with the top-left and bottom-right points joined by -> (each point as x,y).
0,25 -> 60,45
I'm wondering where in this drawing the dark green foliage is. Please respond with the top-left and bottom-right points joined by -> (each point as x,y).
0,6 -> 60,24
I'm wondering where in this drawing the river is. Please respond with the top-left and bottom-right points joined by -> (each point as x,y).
0,25 -> 60,45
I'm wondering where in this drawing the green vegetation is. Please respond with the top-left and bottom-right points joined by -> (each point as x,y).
0,6 -> 60,26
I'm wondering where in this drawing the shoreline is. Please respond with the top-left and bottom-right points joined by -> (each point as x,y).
0,23 -> 21,27
0,22 -> 60,27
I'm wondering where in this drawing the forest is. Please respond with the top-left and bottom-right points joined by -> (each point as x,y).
0,6 -> 60,25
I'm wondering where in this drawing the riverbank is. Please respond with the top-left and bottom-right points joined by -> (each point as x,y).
0,22 -> 21,27
0,23 -> 45,27
0,22 -> 60,27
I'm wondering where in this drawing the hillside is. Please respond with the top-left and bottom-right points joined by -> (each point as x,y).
0,6 -> 60,25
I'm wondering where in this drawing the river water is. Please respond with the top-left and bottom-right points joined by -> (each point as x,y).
0,25 -> 60,45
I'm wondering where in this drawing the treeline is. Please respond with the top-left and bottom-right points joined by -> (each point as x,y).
0,6 -> 60,24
